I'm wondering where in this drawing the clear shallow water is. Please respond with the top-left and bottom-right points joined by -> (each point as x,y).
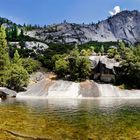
0,99 -> 140,140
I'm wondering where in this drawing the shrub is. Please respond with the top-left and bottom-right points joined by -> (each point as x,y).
22,58 -> 41,74
6,64 -> 29,91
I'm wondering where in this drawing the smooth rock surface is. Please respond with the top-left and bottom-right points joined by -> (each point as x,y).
0,87 -> 17,98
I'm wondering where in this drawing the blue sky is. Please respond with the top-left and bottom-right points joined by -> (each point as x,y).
0,0 -> 140,25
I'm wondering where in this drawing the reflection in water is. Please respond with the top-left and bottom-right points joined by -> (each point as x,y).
0,99 -> 140,140
16,98 -> 140,109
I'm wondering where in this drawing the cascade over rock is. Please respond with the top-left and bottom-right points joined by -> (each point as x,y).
17,76 -> 140,99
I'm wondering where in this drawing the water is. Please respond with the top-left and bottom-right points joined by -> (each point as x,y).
0,98 -> 140,140
17,80 -> 140,99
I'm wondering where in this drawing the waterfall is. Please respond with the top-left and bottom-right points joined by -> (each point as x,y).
97,83 -> 140,98
97,84 -> 121,97
17,80 -> 80,99
47,80 -> 80,98
17,79 -> 140,99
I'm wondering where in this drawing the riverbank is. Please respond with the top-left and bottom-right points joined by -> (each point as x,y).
1,72 -> 140,100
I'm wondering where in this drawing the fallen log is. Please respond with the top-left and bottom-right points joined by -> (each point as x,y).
3,129 -> 51,140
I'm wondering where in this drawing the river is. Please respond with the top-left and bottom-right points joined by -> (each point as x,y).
0,98 -> 140,140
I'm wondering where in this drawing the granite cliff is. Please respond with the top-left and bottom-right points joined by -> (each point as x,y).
26,10 -> 140,44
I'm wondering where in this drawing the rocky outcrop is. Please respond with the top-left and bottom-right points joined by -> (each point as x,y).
26,10 -> 140,44
0,87 -> 16,99
89,55 -> 120,83
25,41 -> 49,50
79,81 -> 100,97
9,41 -> 49,51
17,78 -> 140,99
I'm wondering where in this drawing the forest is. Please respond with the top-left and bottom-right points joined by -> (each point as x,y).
0,22 -> 140,91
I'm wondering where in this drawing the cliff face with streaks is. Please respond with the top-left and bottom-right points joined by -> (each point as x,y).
26,10 -> 140,44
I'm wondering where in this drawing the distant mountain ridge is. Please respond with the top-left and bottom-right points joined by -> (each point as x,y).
26,10 -> 140,44
0,17 -> 22,28
1,10 -> 140,44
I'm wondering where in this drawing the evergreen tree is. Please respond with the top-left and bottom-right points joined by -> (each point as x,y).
12,25 -> 18,40
0,25 -> 10,86
100,45 -> 104,55
7,64 -> 29,91
20,29 -> 24,38
13,50 -> 22,65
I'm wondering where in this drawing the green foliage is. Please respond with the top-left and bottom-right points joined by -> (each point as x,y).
0,26 -> 30,91
113,42 -> 140,89
120,57 -> 140,88
76,57 -> 91,80
78,41 -> 118,53
22,58 -> 40,74
54,49 -> 91,81
13,50 -> 22,65
80,49 -> 91,56
114,54 -> 121,62
68,52 -> 91,81
100,45 -> 104,55
55,59 -> 69,77
0,25 -> 10,86
6,64 -> 29,91
23,24 -> 42,31
108,47 -> 119,58
39,43 -> 75,70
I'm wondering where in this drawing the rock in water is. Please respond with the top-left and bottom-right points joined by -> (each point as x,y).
17,79 -> 140,99
0,87 -> 16,99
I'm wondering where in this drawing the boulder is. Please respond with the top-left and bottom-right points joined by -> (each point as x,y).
89,55 -> 120,83
0,87 -> 17,99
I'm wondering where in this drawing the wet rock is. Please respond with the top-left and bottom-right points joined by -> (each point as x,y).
79,81 -> 100,97
0,87 -> 17,99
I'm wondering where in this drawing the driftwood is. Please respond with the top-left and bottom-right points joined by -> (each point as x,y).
3,129 -> 51,140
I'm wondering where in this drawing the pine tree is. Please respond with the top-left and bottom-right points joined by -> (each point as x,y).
100,45 -> 104,55
20,29 -> 24,38
12,25 -> 18,40
0,25 -> 10,86
13,50 -> 22,65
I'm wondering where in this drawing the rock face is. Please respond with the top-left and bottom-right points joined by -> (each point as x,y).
9,41 -> 49,51
26,10 -> 140,44
79,81 -> 100,97
17,78 -> 140,99
25,42 -> 49,50
89,55 -> 120,83
0,87 -> 16,99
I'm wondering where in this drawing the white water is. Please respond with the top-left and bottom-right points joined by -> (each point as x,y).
97,83 -> 140,98
97,84 -> 121,97
17,80 -> 81,99
17,80 -> 140,99
47,81 -> 80,98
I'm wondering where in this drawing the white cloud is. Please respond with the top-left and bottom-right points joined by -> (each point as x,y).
109,6 -> 121,16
